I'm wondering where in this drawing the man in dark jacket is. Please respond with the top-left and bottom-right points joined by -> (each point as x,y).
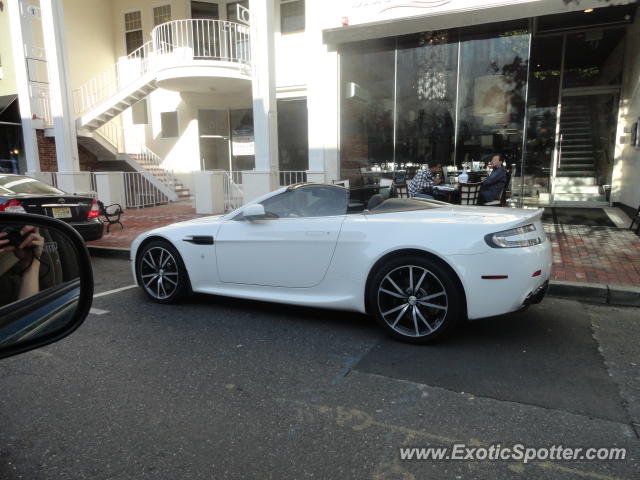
479,154 -> 507,204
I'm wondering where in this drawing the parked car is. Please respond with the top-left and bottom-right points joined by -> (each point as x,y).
131,183 -> 552,343
0,174 -> 102,242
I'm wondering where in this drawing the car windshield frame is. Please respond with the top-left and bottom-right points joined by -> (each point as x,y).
0,175 -> 65,195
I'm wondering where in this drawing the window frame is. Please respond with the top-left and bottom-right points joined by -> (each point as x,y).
124,10 -> 144,55
280,0 -> 305,35
152,4 -> 172,27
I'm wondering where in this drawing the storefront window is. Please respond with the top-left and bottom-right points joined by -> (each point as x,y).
395,31 -> 458,168
340,39 -> 395,184
455,26 -> 530,170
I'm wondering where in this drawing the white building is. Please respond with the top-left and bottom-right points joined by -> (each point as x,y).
1,0 -> 640,215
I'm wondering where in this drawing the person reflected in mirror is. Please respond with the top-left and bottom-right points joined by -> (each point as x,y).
479,154 -> 507,205
408,162 -> 443,199
0,225 -> 44,304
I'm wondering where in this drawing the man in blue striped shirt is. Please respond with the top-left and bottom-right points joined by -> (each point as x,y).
408,163 -> 443,198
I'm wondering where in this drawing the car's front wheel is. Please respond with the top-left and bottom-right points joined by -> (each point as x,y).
136,240 -> 190,303
368,255 -> 463,343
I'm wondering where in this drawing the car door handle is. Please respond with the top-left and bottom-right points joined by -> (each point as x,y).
182,235 -> 214,245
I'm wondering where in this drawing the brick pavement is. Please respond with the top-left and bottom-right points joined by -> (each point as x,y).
87,203 -> 640,288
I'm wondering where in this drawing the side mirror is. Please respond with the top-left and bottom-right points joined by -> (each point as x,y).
243,204 -> 267,220
0,213 -> 93,359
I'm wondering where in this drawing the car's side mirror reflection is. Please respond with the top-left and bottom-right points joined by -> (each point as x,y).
0,213 -> 93,359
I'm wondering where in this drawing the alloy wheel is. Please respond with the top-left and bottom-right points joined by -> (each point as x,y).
377,265 -> 448,338
140,246 -> 179,300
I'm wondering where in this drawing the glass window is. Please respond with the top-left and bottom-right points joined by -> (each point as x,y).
124,11 -> 143,55
277,99 -> 308,172
261,186 -> 348,218
281,0 -> 305,34
0,175 -> 64,195
161,112 -> 179,138
153,5 -> 171,26
191,1 -> 219,19
395,30 -> 458,168
227,1 -> 248,23
132,99 -> 148,125
562,28 -> 625,88
455,27 -> 530,169
340,39 -> 395,185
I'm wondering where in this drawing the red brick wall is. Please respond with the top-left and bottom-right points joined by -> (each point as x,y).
78,144 -> 100,171
36,130 -> 57,172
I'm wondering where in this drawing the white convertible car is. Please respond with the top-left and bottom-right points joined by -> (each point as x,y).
131,183 -> 551,343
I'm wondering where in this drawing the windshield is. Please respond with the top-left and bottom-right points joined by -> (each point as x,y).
0,175 -> 65,195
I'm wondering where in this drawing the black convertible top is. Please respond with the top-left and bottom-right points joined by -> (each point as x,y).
367,198 -> 446,214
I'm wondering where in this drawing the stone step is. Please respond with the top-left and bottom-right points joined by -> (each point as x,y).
554,171 -> 597,177
553,192 -> 606,202
553,185 -> 601,194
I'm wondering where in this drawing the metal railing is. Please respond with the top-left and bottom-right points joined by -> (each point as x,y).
95,121 -> 125,151
279,171 -> 307,186
223,171 -> 244,212
152,19 -> 250,64
72,41 -> 153,116
73,19 -> 251,117
123,172 -> 170,208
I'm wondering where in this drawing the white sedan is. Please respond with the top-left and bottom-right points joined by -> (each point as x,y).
131,183 -> 551,343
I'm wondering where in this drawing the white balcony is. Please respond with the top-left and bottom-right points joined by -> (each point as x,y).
73,19 -> 252,127
152,19 -> 251,95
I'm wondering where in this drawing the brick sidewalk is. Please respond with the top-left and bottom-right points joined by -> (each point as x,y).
87,202 -> 206,250
545,224 -> 640,287
88,204 -> 640,288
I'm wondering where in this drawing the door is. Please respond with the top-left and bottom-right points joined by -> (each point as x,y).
215,185 -> 348,287
199,109 -> 230,170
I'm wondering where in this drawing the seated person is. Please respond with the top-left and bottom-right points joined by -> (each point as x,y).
408,163 -> 443,199
479,154 -> 507,205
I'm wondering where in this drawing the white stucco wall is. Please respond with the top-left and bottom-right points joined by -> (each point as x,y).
0,6 -> 17,96
63,0 -> 116,91
613,9 -> 640,210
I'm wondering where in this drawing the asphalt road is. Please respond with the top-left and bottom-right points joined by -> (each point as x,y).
0,256 -> 639,480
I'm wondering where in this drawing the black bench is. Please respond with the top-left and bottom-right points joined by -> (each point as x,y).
98,201 -> 124,233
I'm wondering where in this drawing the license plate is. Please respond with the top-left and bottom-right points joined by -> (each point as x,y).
52,207 -> 72,219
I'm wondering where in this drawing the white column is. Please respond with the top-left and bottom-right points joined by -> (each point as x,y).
306,0 -> 339,183
40,0 -> 80,181
7,0 -> 40,172
249,0 -> 278,184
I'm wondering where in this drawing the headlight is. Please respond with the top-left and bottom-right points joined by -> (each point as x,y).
485,224 -> 543,248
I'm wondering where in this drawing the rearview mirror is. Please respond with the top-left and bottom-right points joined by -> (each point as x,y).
0,213 -> 93,359
243,204 -> 267,220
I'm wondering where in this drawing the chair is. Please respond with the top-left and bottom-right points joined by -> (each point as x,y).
630,204 -> 640,234
458,183 -> 482,205
392,182 -> 409,199
98,201 -> 124,233
484,171 -> 512,207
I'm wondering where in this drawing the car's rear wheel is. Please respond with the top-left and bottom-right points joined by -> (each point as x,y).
136,240 -> 189,303
368,255 -> 463,343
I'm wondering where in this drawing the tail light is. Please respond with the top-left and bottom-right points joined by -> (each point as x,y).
88,199 -> 100,219
0,199 -> 26,213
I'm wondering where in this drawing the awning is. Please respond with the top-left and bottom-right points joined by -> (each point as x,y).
323,0 -> 636,46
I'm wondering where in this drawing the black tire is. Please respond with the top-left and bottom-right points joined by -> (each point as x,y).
367,255 -> 463,344
136,240 -> 190,303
